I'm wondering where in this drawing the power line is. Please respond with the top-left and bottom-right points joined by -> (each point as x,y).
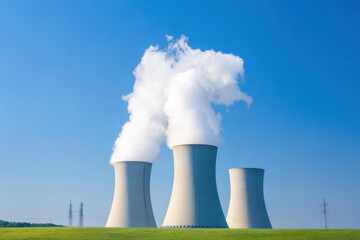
79,202 -> 84,227
68,201 -> 72,227
321,198 -> 329,229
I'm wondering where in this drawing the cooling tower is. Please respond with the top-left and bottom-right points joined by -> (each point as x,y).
162,144 -> 228,228
226,168 -> 272,228
106,161 -> 157,228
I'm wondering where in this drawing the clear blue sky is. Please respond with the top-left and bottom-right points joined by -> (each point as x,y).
0,0 -> 359,228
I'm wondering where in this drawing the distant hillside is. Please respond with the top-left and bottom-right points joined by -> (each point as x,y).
0,220 -> 64,228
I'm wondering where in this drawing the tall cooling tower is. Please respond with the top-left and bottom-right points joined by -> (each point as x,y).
106,161 -> 157,228
162,144 -> 228,228
226,168 -> 272,229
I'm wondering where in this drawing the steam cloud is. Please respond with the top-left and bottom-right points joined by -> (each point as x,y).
110,35 -> 252,164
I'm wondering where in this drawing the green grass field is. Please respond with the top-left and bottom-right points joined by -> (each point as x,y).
0,228 -> 359,240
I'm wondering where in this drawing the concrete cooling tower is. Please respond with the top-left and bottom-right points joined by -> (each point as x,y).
226,168 -> 272,229
106,161 -> 157,228
162,144 -> 228,228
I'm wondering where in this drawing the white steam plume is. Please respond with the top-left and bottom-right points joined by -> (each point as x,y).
110,35 -> 252,164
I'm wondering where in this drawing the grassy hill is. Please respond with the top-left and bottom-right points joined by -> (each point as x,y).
0,228 -> 359,240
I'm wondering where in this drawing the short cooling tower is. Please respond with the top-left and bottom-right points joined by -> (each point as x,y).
106,161 -> 157,228
162,144 -> 228,228
226,168 -> 272,229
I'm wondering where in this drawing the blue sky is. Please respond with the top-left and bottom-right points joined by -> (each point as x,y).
0,0 -> 359,228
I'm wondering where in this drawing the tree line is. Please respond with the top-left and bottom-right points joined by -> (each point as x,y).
0,220 -> 64,227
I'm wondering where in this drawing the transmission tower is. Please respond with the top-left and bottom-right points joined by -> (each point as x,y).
321,198 -> 328,229
68,201 -> 73,227
79,202 -> 84,227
